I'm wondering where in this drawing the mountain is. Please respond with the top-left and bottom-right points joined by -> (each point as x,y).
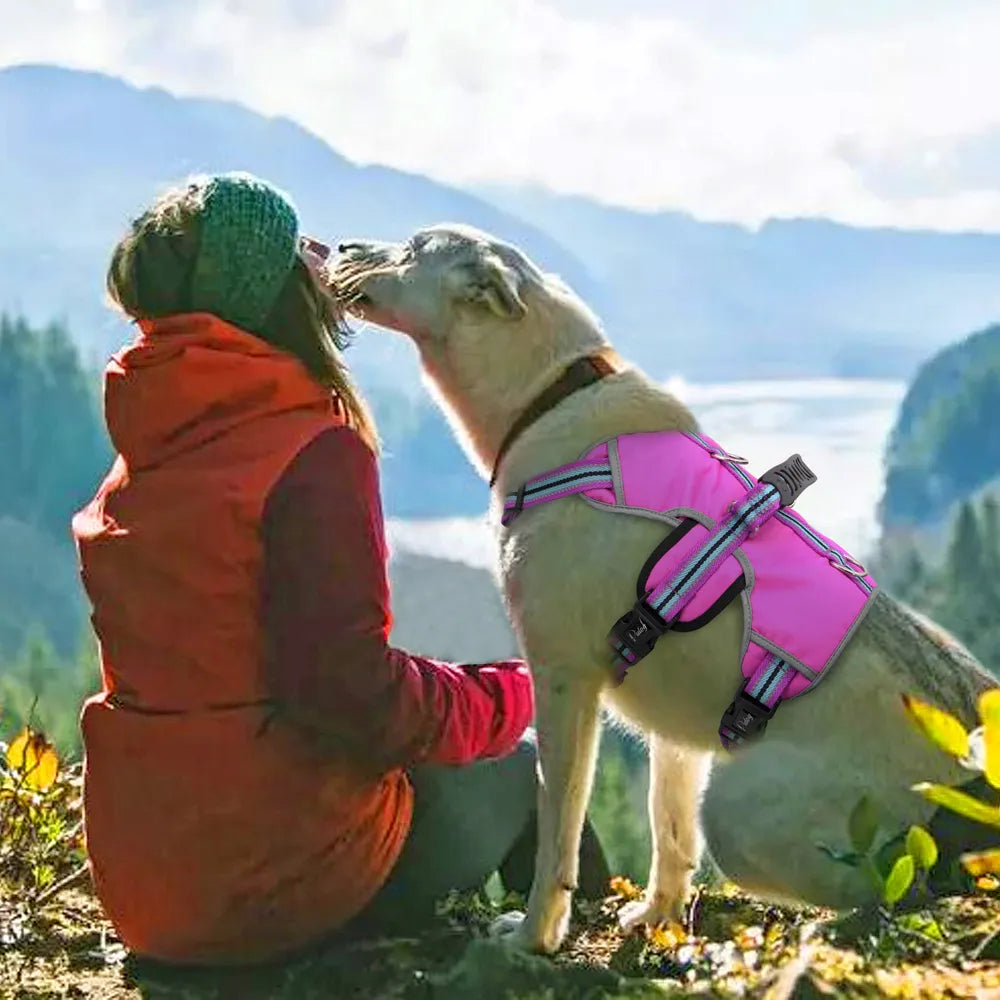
877,322 -> 1000,562
387,551 -> 517,663
479,186 -> 1000,381
872,322 -> 1000,671
0,64 -> 603,386
8,63 -> 1000,390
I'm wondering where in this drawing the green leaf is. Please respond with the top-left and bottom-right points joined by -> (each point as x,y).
912,782 -> 1000,828
898,912 -> 943,940
905,825 -> 939,871
901,694 -> 970,759
848,795 -> 879,854
883,854 -> 915,906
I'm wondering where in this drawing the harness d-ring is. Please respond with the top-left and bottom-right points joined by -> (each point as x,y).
831,554 -> 868,578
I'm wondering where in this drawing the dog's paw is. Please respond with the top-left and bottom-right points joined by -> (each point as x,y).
488,910 -> 542,954
618,892 -> 685,934
487,898 -> 570,955
488,909 -> 527,943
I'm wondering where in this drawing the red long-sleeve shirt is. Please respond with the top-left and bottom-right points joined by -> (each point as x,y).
260,425 -> 534,772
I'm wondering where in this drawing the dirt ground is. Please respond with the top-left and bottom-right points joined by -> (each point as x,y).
6,879 -> 1000,1000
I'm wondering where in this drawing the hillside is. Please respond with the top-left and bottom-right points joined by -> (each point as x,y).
871,323 -> 1000,672
0,517 -> 84,657
0,63 -> 605,519
388,550 -> 517,662
878,323 -> 1000,548
0,313 -> 510,661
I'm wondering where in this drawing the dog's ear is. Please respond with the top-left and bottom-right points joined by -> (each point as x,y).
459,256 -> 526,321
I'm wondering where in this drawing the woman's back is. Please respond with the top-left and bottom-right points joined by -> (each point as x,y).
75,311 -> 412,963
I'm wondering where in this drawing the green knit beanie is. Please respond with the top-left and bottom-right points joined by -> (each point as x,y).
189,172 -> 300,332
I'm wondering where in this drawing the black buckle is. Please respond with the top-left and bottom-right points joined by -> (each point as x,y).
501,483 -> 527,526
607,601 -> 670,667
719,689 -> 777,741
758,453 -> 817,508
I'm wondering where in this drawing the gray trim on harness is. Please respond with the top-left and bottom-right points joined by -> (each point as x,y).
748,631 -> 820,684
824,591 -> 880,674
499,434 -> 875,750
608,437 -> 625,506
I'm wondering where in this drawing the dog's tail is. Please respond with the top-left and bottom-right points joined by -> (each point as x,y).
865,590 -> 995,730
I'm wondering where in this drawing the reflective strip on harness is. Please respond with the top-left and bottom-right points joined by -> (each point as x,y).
647,482 -> 780,622
498,430 -> 877,753
501,460 -> 613,525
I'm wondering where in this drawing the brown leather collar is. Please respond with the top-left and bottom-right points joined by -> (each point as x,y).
489,348 -> 620,488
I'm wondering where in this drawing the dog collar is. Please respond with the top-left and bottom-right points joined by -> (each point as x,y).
488,348 -> 620,488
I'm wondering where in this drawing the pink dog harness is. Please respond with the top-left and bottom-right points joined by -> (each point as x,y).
500,430 -> 878,751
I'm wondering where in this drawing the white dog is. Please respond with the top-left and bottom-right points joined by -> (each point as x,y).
333,225 -> 993,954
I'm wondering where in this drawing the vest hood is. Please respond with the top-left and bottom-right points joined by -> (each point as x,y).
104,313 -> 336,470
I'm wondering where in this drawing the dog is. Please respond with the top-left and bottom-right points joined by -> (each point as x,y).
332,224 -> 995,954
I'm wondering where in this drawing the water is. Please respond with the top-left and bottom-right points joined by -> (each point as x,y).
386,377 -> 907,570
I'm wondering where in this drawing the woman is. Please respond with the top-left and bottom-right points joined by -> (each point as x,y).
72,172 -> 609,966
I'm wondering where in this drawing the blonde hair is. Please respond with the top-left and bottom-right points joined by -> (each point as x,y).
106,181 -> 378,452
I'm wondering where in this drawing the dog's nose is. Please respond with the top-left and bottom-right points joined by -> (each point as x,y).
337,241 -> 366,253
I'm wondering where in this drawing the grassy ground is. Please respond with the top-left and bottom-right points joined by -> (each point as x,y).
6,739 -> 1000,998
6,877 -> 1000,1000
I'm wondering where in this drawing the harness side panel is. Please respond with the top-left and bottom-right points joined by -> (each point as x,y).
580,431 -> 878,700
740,519 -> 877,696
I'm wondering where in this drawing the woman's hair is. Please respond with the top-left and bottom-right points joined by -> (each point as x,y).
106,182 -> 378,452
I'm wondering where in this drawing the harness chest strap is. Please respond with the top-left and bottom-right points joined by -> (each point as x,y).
499,438 -> 830,751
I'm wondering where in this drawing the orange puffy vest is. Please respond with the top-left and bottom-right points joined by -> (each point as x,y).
73,314 -> 412,964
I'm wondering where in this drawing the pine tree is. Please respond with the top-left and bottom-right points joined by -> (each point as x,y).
980,494 -> 1000,581
34,321 -> 111,536
946,500 -> 984,591
0,313 -> 110,664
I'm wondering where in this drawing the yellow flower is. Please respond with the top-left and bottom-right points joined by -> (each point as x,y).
5,728 -> 59,791
609,875 -> 643,901
646,921 -> 686,950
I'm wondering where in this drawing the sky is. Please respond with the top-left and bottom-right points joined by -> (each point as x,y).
3,0 -> 1000,231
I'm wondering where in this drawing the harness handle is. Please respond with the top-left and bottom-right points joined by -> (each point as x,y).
758,453 -> 817,508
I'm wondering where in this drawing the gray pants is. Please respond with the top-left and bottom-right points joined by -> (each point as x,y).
345,730 -> 610,935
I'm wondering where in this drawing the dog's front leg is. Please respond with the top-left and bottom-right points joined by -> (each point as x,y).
620,735 -> 708,933
493,666 -> 603,954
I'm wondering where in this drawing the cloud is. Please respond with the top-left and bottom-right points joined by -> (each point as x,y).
3,0 -> 1000,230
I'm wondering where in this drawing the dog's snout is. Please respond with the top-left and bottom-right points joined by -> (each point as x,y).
338,241 -> 366,254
